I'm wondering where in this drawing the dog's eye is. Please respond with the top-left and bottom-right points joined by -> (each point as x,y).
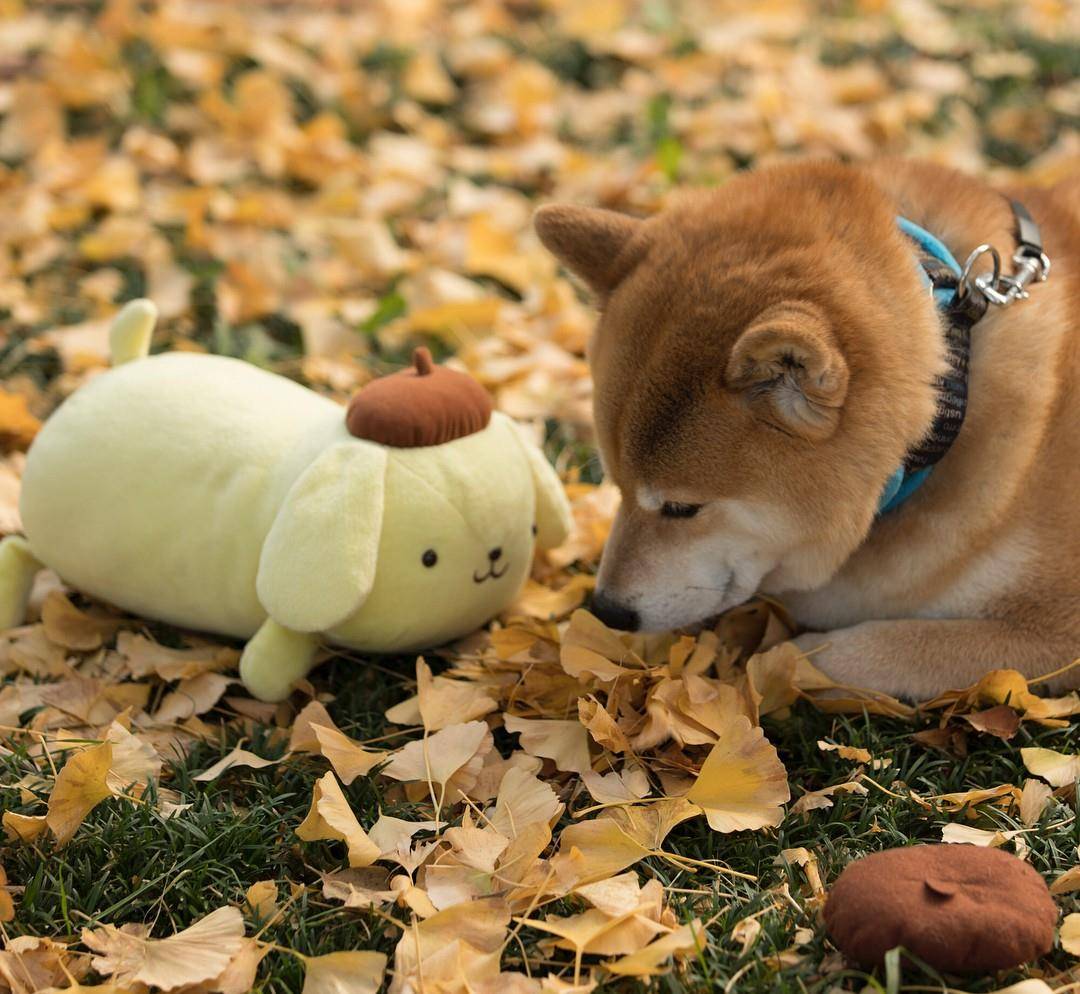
660,501 -> 701,519
421,549 -> 438,568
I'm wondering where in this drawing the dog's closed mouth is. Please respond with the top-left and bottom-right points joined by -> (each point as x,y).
473,562 -> 509,583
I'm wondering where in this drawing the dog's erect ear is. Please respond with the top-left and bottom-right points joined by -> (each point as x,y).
534,204 -> 643,296
257,442 -> 387,632
726,303 -> 849,442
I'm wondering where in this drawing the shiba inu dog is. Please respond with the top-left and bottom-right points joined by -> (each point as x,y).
536,160 -> 1080,699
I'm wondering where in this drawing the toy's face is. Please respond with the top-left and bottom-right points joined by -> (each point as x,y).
329,421 -> 536,651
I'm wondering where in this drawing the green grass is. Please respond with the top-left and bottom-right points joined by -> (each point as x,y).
4,650 -> 1078,993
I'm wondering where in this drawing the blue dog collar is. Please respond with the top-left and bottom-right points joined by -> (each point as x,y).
876,217 -> 965,516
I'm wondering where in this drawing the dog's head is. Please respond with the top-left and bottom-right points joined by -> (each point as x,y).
536,162 -> 946,631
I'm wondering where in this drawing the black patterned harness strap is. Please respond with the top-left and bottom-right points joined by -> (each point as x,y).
878,199 -> 1051,515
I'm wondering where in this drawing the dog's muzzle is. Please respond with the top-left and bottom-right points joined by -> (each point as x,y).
590,590 -> 640,631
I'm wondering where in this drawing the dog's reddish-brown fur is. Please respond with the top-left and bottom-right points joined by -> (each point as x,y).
536,160 -> 1080,698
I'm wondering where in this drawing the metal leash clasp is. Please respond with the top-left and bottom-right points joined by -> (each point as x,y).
958,242 -> 1051,308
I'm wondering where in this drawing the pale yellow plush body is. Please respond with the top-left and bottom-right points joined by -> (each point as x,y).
22,352 -> 332,640
4,301 -> 571,700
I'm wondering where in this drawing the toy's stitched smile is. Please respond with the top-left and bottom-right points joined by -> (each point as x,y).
473,561 -> 509,583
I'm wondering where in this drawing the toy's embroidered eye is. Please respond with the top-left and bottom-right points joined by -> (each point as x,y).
660,501 -> 701,519
421,549 -> 438,568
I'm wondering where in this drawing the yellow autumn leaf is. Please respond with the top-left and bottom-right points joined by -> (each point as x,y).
504,715 -> 592,774
606,798 -> 700,852
289,700 -> 339,753
0,390 -> 41,452
296,771 -> 380,868
578,697 -> 633,753
816,740 -> 872,763
300,950 -> 387,994
3,811 -> 49,843
464,214 -> 536,293
116,631 -> 238,681
154,672 -> 232,723
381,720 -> 493,799
509,575 -> 595,620
46,741 -> 114,846
193,746 -> 277,782
82,906 -> 245,989
1061,913 -> 1080,956
244,880 -> 279,920
311,724 -> 385,785
524,907 -> 652,964
560,610 -> 645,682
104,722 -> 161,795
41,592 -> 121,651
926,783 -> 1018,812
210,937 -> 269,994
1051,865 -> 1080,895
1022,746 -> 1080,787
405,299 -> 503,339
551,818 -> 650,890
581,767 -> 650,805
1019,778 -> 1054,826
790,779 -> 867,815
385,658 -> 498,731
685,715 -> 789,832
939,824 -> 1015,847
392,898 -> 509,991
402,47 -> 457,106
489,766 -> 562,839
603,920 -> 704,977
0,864 -> 14,923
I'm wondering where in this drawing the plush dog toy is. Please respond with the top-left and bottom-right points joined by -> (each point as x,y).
0,300 -> 571,700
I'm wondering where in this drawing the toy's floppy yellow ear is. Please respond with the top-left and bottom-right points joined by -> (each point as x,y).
257,442 -> 387,632
501,416 -> 572,550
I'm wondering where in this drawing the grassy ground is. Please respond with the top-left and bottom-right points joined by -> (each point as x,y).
5,649 -> 1078,992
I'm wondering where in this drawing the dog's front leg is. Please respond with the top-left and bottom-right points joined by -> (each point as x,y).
792,619 -> 1077,701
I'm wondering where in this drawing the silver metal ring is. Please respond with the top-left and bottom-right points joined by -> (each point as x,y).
957,243 -> 1000,300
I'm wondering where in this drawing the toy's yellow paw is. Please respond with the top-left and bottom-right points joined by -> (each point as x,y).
0,536 -> 41,630
239,618 -> 318,702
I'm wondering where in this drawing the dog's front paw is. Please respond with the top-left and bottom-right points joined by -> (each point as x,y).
791,628 -> 912,699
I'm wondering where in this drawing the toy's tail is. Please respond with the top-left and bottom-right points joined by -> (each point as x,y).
109,298 -> 157,366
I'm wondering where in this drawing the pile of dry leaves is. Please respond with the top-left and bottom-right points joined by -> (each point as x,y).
3,568 -> 1080,991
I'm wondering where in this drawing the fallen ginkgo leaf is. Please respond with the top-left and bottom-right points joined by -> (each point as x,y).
685,715 -> 789,832
504,714 -> 592,774
1061,913 -> 1080,956
46,741 -> 114,846
1021,746 -> 1080,787
193,746 -> 277,782
82,906 -> 245,990
603,920 -> 704,977
300,950 -> 387,994
296,771 -> 380,868
311,724 -> 384,784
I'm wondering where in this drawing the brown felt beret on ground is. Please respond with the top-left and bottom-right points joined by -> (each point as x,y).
345,346 -> 492,447
824,845 -> 1057,974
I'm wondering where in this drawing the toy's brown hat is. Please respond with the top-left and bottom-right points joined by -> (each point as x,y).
824,844 -> 1056,974
346,347 -> 493,448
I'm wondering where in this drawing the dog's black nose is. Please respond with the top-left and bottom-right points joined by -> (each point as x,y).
489,547 -> 502,562
591,591 -> 640,632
